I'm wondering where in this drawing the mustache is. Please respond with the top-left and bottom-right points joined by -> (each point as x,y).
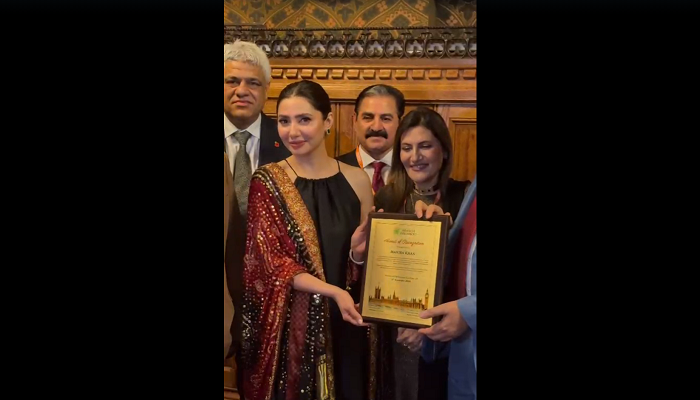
365,129 -> 389,140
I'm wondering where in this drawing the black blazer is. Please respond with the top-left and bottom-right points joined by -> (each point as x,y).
224,113 -> 290,358
258,113 -> 291,166
337,149 -> 360,167
223,113 -> 291,165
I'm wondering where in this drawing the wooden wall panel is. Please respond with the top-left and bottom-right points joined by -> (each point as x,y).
438,105 -> 477,182
336,103 -> 356,157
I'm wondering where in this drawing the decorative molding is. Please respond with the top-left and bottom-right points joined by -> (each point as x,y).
223,26 -> 476,60
270,67 -> 475,81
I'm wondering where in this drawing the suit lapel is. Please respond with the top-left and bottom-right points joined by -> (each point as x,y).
444,177 -> 477,282
259,113 -> 289,166
259,114 -> 271,166
450,178 -> 477,245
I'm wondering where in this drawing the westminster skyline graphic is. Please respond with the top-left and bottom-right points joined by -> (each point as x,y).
368,286 -> 431,311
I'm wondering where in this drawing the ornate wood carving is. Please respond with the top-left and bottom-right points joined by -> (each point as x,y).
224,26 -> 476,60
264,59 -> 476,102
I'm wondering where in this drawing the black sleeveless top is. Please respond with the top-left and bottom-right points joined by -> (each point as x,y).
285,160 -> 369,400
286,160 -> 361,290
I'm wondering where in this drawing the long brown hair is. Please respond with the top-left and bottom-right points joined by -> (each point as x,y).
383,107 -> 454,213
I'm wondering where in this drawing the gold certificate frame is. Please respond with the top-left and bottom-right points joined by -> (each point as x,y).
359,213 -> 450,329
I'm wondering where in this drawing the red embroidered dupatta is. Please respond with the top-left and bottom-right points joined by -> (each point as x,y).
241,163 -> 335,400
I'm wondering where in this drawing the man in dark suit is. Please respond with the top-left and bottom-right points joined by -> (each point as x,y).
337,84 -> 406,193
223,40 -> 290,397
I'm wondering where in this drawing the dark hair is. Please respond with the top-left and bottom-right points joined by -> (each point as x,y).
383,107 -> 454,213
277,80 -> 332,119
354,84 -> 406,119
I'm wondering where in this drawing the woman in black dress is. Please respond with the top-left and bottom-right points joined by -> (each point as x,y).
241,80 -> 375,400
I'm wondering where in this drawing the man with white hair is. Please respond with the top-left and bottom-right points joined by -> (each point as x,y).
224,40 -> 289,216
223,40 -> 289,397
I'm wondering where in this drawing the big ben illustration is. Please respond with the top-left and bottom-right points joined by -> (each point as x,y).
425,289 -> 430,310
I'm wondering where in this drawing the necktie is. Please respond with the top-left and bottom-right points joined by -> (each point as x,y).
372,162 -> 386,193
233,130 -> 252,218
